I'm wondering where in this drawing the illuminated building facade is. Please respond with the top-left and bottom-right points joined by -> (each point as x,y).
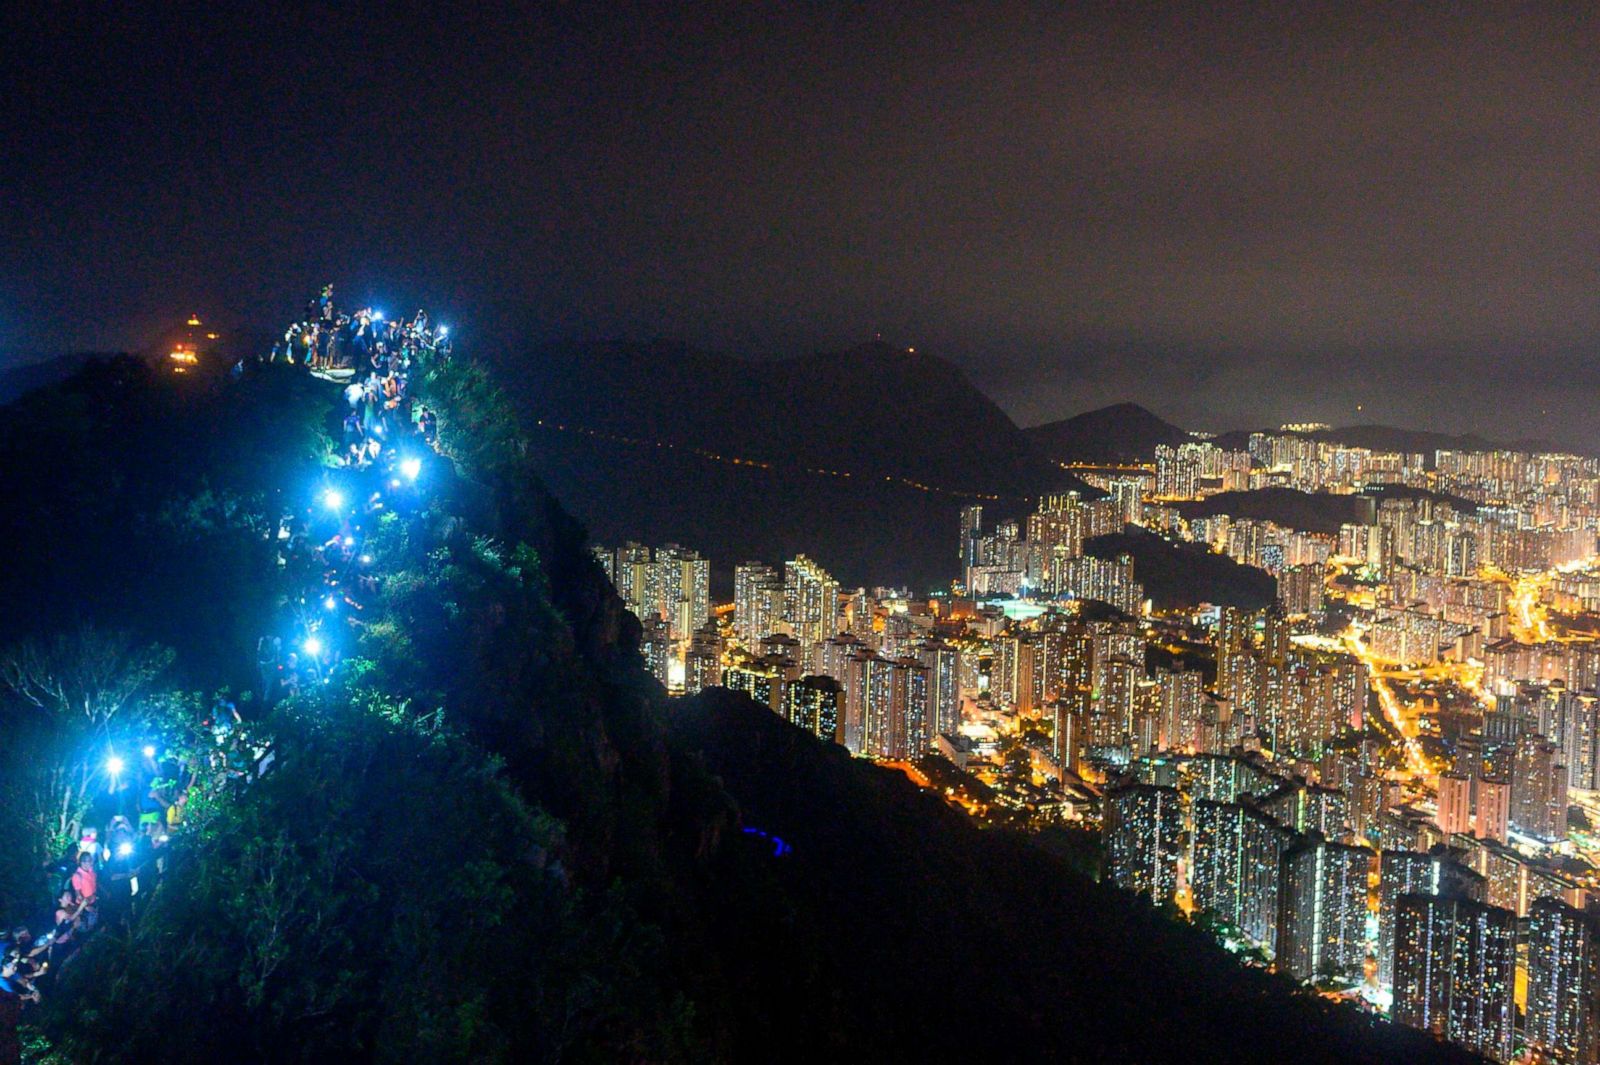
734,561 -> 784,644
917,639 -> 962,740
1190,799 -> 1291,954
784,554 -> 840,653
1392,894 -> 1516,1062
1104,783 -> 1183,905
1526,898 -> 1600,1065
1376,848 -> 1484,990
784,675 -> 842,744
1276,833 -> 1369,981
1511,735 -> 1569,841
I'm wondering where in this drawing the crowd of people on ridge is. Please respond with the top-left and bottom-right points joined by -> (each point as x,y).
258,283 -> 449,703
269,283 -> 446,468
1,284 -> 453,1028
0,701 -> 254,1009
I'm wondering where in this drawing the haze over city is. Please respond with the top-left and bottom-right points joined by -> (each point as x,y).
9,6 -> 1600,1064
7,6 -> 1600,442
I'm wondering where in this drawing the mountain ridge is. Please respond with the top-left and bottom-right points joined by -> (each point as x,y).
497,338 -> 1092,590
1026,401 -> 1191,464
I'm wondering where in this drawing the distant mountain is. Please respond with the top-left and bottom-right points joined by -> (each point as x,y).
1026,402 -> 1191,465
499,340 -> 1091,590
1210,423 -> 1567,461
1309,424 -> 1566,458
0,352 -> 105,406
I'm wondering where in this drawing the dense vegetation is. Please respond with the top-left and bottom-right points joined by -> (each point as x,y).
0,354 -> 1471,1062
1176,485 -> 1478,536
1086,527 -> 1278,610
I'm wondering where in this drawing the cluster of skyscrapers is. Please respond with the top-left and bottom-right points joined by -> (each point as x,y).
960,495 -> 1144,608
1107,755 -> 1600,1063
604,424 -> 1600,1060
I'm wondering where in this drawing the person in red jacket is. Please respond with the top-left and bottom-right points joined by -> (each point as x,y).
69,851 -> 97,906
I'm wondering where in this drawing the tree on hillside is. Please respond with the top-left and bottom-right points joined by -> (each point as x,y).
0,628 -> 177,905
36,695 -> 698,1063
0,627 -> 173,727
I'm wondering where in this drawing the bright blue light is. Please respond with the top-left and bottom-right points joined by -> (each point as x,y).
437,325 -> 448,337
322,488 -> 345,511
372,310 -> 384,321
105,754 -> 125,776
142,745 -> 156,759
400,456 -> 422,481
323,595 -> 337,611
302,636 -> 324,658
741,825 -> 792,858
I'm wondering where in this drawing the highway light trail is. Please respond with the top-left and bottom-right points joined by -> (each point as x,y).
1343,626 -> 1429,776
530,417 -> 1028,503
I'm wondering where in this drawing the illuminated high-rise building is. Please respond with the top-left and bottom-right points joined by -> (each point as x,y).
1276,833 -> 1370,982
1526,897 -> 1600,1065
1436,773 -> 1471,835
784,555 -> 840,652
1155,443 -> 1204,500
860,655 -> 929,759
609,543 -> 711,645
1350,771 -> 1400,845
1376,848 -> 1484,990
1556,689 -> 1600,791
959,505 -> 984,589
1056,554 -> 1143,613
1474,777 -> 1510,844
1214,607 -> 1252,695
1104,783 -> 1183,905
1107,477 -> 1143,526
613,542 -> 654,616
638,614 -> 673,689
917,639 -> 962,740
1392,893 -> 1516,1062
1184,753 -> 1274,804
1261,781 -> 1349,841
1051,691 -> 1088,772
682,621 -> 723,696
1512,734 -> 1569,841
862,655 -> 899,758
722,647 -> 789,712
1156,667 -> 1204,752
651,544 -> 710,642
734,561 -> 784,644
992,633 -> 1038,714
784,675 -> 843,744
904,656 -> 931,756
1278,563 -> 1325,616
836,649 -> 874,755
1262,604 -> 1290,666
1039,623 -> 1094,703
1190,800 -> 1292,954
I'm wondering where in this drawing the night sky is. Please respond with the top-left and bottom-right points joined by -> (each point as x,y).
6,5 -> 1599,443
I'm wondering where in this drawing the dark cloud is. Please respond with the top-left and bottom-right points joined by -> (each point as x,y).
5,5 -> 1599,445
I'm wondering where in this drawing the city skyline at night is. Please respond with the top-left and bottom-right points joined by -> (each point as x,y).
7,5 -> 1600,1062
